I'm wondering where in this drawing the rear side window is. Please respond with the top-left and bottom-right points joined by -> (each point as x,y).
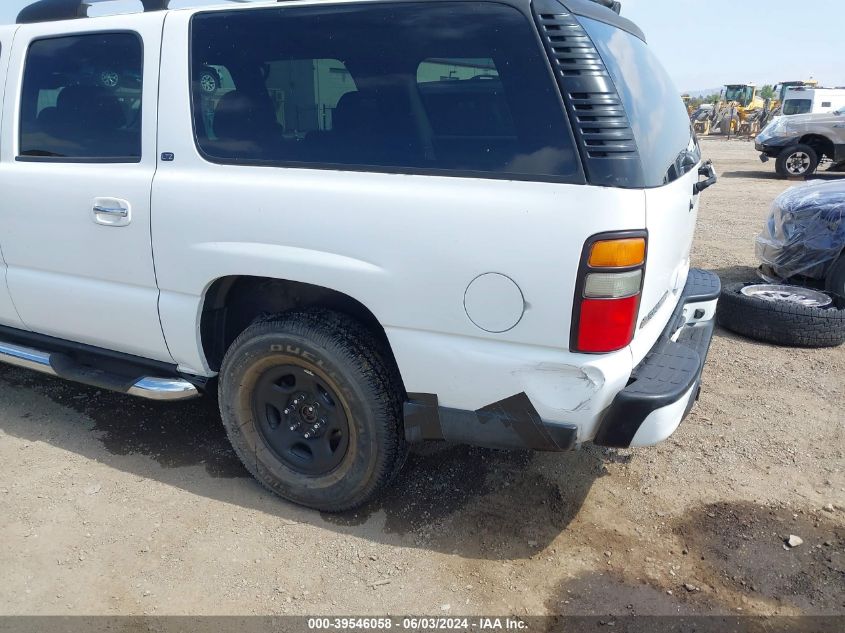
580,18 -> 697,187
19,33 -> 142,161
783,99 -> 812,115
191,2 -> 579,180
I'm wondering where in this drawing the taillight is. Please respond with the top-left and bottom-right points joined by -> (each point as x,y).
572,233 -> 647,353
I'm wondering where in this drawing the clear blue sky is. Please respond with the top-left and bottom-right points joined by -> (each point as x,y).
621,0 -> 844,93
2,0 -> 843,93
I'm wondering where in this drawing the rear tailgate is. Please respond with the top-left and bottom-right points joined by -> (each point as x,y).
575,14 -> 707,364
630,166 -> 701,364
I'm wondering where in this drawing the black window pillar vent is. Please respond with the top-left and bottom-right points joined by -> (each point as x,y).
534,6 -> 643,188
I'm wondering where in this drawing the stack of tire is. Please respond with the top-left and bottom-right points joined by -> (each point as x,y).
717,282 -> 845,348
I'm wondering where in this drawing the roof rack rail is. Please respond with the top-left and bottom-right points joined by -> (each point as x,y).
16,0 -> 621,25
17,0 -> 169,24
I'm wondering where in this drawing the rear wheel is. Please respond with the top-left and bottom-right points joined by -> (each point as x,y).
218,309 -> 406,511
198,68 -> 220,94
99,70 -> 120,89
775,144 -> 818,178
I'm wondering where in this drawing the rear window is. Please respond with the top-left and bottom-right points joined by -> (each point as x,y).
190,2 -> 579,180
783,99 -> 812,115
580,17 -> 698,187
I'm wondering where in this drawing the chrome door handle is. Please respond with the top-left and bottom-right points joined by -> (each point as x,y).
93,198 -> 132,226
93,205 -> 128,217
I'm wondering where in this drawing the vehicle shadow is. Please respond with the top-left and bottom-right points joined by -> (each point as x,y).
708,264 -> 760,285
710,263 -> 832,291
0,364 -> 605,560
720,170 -> 845,181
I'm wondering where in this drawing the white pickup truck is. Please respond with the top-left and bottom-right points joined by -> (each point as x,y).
0,0 -> 718,510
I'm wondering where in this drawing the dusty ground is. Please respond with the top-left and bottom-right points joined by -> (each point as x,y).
0,138 -> 843,618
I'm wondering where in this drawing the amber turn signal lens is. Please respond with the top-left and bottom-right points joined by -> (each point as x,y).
588,238 -> 646,268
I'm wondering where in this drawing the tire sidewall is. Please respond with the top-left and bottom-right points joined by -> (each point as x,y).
220,328 -> 385,507
721,281 -> 835,316
718,282 -> 845,347
776,144 -> 818,178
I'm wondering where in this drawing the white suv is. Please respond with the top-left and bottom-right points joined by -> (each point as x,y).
0,0 -> 719,510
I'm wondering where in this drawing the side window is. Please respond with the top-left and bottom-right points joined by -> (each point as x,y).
19,33 -> 142,160
783,99 -> 812,116
191,3 -> 579,179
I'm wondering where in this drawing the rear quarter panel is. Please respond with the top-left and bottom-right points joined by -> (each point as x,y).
153,9 -> 646,424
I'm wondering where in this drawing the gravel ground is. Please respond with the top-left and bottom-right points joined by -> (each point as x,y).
0,138 -> 842,617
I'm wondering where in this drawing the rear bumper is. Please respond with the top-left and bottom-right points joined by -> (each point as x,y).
402,269 -> 720,453
593,269 -> 720,447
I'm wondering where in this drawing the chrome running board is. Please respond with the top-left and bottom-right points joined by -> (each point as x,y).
0,340 -> 199,401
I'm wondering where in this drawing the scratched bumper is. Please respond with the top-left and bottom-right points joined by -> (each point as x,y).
403,392 -> 578,452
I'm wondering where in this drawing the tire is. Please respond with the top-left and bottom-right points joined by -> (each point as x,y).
198,69 -> 219,94
218,309 -> 407,511
825,255 -> 845,297
99,70 -> 120,89
717,282 -> 845,348
775,144 -> 818,178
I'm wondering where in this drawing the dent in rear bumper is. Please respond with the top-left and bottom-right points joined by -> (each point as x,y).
593,269 -> 720,448
400,271 -> 719,452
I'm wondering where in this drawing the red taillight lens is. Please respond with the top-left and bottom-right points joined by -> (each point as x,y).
573,233 -> 647,353
576,296 -> 640,352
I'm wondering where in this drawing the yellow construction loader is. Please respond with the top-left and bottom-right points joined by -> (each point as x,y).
720,84 -> 766,135
692,84 -> 765,137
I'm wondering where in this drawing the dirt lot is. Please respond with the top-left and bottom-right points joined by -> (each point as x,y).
0,138 -> 843,618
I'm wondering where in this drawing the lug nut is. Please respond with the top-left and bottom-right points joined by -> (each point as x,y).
303,432 -> 311,439
283,408 -> 290,415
